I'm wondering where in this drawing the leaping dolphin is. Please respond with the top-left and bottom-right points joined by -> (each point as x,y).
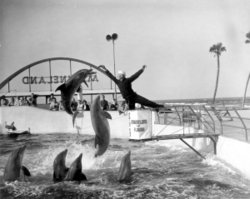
53,149 -> 69,182
56,69 -> 95,126
117,150 -> 132,182
64,153 -> 87,182
3,145 -> 31,182
90,95 -> 112,157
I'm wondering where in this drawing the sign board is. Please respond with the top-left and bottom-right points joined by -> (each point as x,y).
129,110 -> 152,140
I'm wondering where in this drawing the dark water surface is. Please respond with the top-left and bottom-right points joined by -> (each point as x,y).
0,133 -> 250,199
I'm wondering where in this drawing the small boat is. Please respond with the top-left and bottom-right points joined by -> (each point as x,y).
7,128 -> 31,138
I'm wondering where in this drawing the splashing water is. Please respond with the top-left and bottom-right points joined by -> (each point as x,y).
0,133 -> 250,199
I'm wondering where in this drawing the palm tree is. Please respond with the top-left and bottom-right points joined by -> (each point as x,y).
243,32 -> 250,107
245,32 -> 250,43
209,42 -> 226,104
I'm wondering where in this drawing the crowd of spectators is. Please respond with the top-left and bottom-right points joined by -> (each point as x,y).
48,94 -> 120,112
0,93 -> 128,113
0,93 -> 38,107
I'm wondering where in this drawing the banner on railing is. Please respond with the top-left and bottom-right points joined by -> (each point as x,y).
129,110 -> 152,140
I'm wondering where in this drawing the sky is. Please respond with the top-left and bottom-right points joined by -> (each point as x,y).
0,0 -> 250,100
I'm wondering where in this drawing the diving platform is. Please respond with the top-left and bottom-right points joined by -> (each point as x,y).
148,132 -> 220,141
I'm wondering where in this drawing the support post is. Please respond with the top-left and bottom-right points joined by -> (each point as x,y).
174,106 -> 182,125
180,138 -> 206,159
233,108 -> 248,141
49,60 -> 52,92
7,81 -> 10,93
70,60 -> 72,75
28,68 -> 31,92
202,105 -> 216,133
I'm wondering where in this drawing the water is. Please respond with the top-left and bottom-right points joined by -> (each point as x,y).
0,133 -> 250,199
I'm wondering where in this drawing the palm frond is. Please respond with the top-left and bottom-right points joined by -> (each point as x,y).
246,32 -> 250,39
209,42 -> 226,55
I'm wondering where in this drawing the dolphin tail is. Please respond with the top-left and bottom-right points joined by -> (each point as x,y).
72,111 -> 80,127
55,83 -> 66,92
21,166 -> 31,177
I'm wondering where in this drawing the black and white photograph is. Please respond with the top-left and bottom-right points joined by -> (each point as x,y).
1,0 -> 250,198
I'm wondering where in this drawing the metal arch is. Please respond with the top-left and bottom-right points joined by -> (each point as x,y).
0,57 -> 106,90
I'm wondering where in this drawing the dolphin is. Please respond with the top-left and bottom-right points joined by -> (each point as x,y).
56,69 -> 95,125
53,149 -> 69,182
117,150 -> 132,182
64,153 -> 87,182
90,95 -> 112,157
3,145 -> 31,182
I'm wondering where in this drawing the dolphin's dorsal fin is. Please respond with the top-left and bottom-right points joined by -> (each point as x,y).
55,83 -> 66,92
78,172 -> 87,181
102,111 -> 112,119
21,166 -> 31,177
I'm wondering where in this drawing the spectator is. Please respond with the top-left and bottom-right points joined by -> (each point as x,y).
50,98 -> 59,111
100,94 -> 109,110
118,100 -> 129,114
48,93 -> 59,110
29,93 -> 38,106
18,97 -> 24,106
59,100 -> 64,111
14,97 -> 22,106
22,96 -> 30,106
0,95 -> 9,106
48,93 -> 56,104
82,100 -> 90,111
8,97 -> 15,106
71,98 -> 78,111
110,98 -> 118,110
77,100 -> 83,111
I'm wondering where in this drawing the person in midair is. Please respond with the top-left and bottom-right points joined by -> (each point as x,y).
99,65 -> 164,110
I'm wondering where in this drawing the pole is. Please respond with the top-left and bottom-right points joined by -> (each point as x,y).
242,72 -> 250,107
112,40 -> 117,101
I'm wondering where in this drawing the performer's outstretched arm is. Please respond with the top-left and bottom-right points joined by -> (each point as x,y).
99,65 -> 119,84
128,65 -> 146,82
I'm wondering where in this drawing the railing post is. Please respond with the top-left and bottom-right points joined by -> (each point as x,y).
90,67 -> 93,103
49,60 -> 52,92
69,60 -> 72,75
174,106 -> 182,125
211,106 -> 224,135
188,105 -> 201,129
233,108 -> 248,141
202,105 -> 216,133
7,81 -> 10,92
28,68 -> 31,92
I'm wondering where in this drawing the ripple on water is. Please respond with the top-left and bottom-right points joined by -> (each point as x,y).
0,134 -> 250,198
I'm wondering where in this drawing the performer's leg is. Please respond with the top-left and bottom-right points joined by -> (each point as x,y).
134,94 -> 164,108
126,99 -> 136,110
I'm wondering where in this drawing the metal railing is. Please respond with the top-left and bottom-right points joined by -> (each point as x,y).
157,104 -> 250,142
